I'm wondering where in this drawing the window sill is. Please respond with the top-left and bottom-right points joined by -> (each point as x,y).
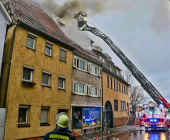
58,88 -> 66,91
60,60 -> 66,63
26,46 -> 36,51
40,123 -> 50,126
42,85 -> 51,88
22,80 -> 36,86
45,54 -> 52,58
18,124 -> 30,128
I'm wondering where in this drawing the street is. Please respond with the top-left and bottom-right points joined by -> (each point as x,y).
77,126 -> 170,140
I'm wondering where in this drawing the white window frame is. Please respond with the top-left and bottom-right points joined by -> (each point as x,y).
77,58 -> 85,71
42,71 -> 52,86
40,107 -> 50,124
22,66 -> 34,82
76,83 -> 85,95
91,86 -> 98,97
45,41 -> 53,56
58,76 -> 66,90
91,64 -> 98,75
26,32 -> 37,50
18,105 -> 30,124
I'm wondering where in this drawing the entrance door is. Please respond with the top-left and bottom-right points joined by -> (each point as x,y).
104,101 -> 113,129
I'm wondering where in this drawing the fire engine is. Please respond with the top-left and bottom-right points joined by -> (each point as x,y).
74,11 -> 170,131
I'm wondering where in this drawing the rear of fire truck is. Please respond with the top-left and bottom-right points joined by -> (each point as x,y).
135,104 -> 170,131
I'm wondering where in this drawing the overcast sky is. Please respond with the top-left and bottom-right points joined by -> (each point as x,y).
53,0 -> 170,103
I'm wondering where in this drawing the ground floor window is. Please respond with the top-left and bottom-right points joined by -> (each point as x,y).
121,101 -> 126,111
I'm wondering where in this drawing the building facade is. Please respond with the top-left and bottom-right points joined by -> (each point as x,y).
0,0 -> 76,139
71,49 -> 103,133
92,45 -> 130,128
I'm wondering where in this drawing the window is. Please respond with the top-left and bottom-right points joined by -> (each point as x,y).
22,66 -> 34,81
110,77 -> 112,89
91,87 -> 98,96
122,85 -> 123,93
26,33 -> 37,49
60,48 -> 67,62
91,65 -> 97,75
40,107 -> 50,125
18,105 -> 30,124
116,70 -> 120,77
99,55 -> 105,62
116,81 -> 118,91
42,72 -> 51,86
114,100 -> 118,111
113,79 -> 115,90
124,86 -> 125,94
126,87 -> 128,95
106,75 -> 109,87
119,83 -> 121,92
77,59 -> 85,70
121,101 -> 125,111
45,41 -> 53,56
58,76 -> 65,89
76,83 -> 85,94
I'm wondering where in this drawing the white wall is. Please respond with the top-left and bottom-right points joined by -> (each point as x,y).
0,9 -> 8,77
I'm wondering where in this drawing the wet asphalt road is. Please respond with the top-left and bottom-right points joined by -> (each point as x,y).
118,130 -> 169,140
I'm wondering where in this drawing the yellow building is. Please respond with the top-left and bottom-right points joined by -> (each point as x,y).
0,0 -> 75,139
92,45 -> 130,128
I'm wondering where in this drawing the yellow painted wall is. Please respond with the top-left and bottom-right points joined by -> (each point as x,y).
2,26 -> 73,140
102,72 -> 129,118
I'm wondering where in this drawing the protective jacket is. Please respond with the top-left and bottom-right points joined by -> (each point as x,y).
44,126 -> 75,140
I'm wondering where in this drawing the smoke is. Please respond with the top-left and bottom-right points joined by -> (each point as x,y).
60,20 -> 92,50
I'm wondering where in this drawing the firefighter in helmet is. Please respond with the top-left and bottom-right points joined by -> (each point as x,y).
44,112 -> 75,140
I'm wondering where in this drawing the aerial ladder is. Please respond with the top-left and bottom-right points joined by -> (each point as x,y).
74,11 -> 170,108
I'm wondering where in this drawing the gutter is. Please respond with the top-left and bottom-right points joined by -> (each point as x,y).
3,21 -> 20,108
0,1 -> 12,24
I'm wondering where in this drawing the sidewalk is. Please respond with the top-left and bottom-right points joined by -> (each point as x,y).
77,125 -> 136,140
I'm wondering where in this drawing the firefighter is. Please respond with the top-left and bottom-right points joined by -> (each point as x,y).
44,112 -> 75,140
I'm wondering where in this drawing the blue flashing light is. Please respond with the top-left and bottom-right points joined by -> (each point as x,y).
159,104 -> 163,107
154,119 -> 157,122
150,119 -> 153,122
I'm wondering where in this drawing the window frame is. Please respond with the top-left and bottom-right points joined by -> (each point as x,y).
26,32 -> 37,50
113,79 -> 115,90
91,86 -> 98,97
76,83 -> 85,95
91,64 -> 98,75
77,58 -> 85,71
119,83 -> 121,93
110,77 -> 112,89
106,75 -> 109,87
60,48 -> 67,62
45,41 -> 53,57
40,106 -> 50,125
58,76 -> 66,90
22,66 -> 34,82
116,81 -> 118,91
18,105 -> 30,125
120,101 -> 126,111
42,71 -> 52,87
114,100 -> 118,111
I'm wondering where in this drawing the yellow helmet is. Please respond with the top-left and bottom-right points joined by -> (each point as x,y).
56,112 -> 69,128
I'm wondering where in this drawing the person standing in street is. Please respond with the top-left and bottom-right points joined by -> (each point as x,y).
44,112 -> 75,140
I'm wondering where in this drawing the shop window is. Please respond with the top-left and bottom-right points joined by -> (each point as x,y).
110,77 -> 112,89
121,101 -> 125,111
18,105 -> 30,125
58,76 -> 66,90
83,107 -> 101,128
91,87 -> 98,96
40,107 -> 50,125
60,48 -> 67,62
73,107 -> 82,129
26,32 -> 37,50
42,71 -> 51,86
114,100 -> 118,111
45,41 -> 53,57
106,75 -> 109,87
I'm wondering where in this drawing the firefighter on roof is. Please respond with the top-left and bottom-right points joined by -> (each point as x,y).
44,112 -> 75,140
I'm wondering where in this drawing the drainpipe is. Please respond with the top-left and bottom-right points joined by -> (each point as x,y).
101,69 -> 104,132
3,21 -> 20,108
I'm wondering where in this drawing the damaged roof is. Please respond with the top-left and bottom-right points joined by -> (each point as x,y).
9,0 -> 102,63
